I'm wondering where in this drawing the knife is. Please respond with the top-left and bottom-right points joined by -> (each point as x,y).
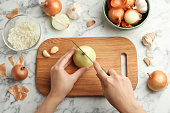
71,41 -> 109,76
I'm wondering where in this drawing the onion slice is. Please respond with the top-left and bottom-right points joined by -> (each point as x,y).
6,8 -> 18,19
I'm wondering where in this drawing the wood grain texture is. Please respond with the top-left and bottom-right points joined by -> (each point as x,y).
36,37 -> 138,96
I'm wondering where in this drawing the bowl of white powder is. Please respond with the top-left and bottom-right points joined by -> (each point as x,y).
3,15 -> 41,51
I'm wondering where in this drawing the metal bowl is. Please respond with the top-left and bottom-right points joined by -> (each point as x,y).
2,15 -> 41,52
103,0 -> 150,30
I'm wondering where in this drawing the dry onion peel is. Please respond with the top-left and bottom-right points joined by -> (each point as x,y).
8,56 -> 15,66
8,84 -> 29,101
121,20 -> 133,28
0,63 -> 6,77
16,56 -> 24,65
6,8 -> 18,19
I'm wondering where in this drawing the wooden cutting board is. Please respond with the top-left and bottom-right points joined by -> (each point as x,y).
36,37 -> 138,96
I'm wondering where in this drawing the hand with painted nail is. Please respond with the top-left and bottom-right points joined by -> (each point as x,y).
36,48 -> 89,113
93,61 -> 146,113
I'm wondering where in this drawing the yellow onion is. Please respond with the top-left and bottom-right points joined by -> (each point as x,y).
108,8 -> 124,25
110,0 -> 126,8
11,65 -> 28,81
41,0 -> 62,17
124,9 -> 142,25
126,0 -> 136,7
147,70 -> 168,91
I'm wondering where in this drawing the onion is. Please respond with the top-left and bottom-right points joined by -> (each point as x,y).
108,8 -> 124,25
110,0 -> 126,8
124,9 -> 142,25
107,0 -> 112,9
126,0 -> 136,7
11,65 -> 28,81
41,0 -> 62,17
147,70 -> 168,91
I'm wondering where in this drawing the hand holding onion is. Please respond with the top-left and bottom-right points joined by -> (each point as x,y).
147,70 -> 168,91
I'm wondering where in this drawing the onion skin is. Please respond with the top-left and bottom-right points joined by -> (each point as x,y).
107,0 -> 112,9
147,70 -> 168,91
11,65 -> 28,81
126,0 -> 136,7
108,8 -> 124,25
41,0 -> 62,17
121,20 -> 133,28
111,0 -> 126,8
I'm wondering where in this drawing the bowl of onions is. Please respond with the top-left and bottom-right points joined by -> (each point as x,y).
103,0 -> 150,30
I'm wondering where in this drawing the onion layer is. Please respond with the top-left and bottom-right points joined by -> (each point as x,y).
147,70 -> 168,91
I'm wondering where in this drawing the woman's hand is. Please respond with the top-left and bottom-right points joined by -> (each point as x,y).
35,48 -> 88,113
49,47 -> 89,100
93,61 -> 146,113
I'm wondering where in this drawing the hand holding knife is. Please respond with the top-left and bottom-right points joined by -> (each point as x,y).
72,41 -> 110,76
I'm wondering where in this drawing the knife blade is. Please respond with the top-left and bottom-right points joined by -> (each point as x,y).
71,41 -> 109,76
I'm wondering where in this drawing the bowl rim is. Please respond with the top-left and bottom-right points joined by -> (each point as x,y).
103,0 -> 150,30
2,14 -> 41,52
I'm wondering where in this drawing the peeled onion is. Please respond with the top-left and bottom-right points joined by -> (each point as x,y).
108,8 -> 124,25
147,70 -> 168,91
52,13 -> 70,30
11,65 -> 28,81
41,0 -> 62,17
124,9 -> 142,25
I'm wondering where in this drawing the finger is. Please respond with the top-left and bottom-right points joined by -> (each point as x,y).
59,47 -> 76,67
54,47 -> 75,67
64,58 -> 72,68
93,61 -> 107,80
71,67 -> 89,83
108,68 -> 117,77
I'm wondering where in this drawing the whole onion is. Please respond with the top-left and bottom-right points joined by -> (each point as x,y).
147,70 -> 168,91
11,65 -> 28,81
41,0 -> 62,17
108,8 -> 124,25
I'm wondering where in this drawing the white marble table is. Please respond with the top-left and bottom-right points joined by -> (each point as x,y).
0,0 -> 170,113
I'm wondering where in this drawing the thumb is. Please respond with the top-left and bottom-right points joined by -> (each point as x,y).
71,67 -> 89,83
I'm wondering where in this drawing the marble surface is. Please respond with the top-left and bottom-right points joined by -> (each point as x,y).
0,0 -> 170,113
